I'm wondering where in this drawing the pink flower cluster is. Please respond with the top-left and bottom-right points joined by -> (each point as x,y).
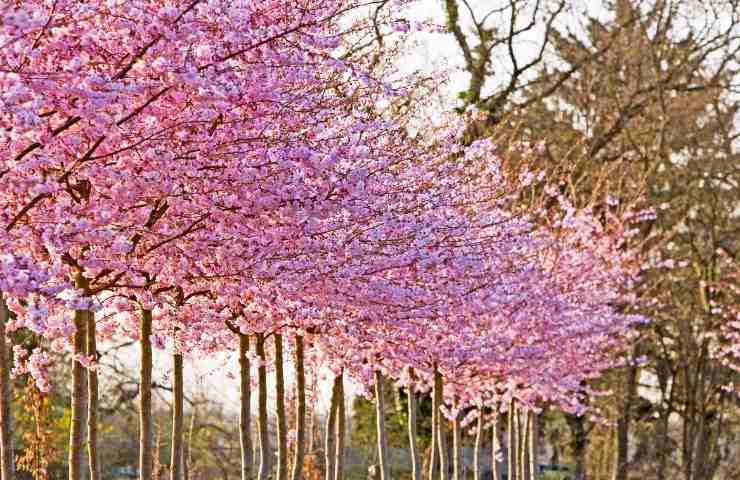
1,0 -> 645,413
11,345 -> 52,392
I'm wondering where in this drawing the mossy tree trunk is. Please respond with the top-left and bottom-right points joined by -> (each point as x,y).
139,308 -> 154,480
170,352 -> 184,480
70,274 -> 90,480
87,311 -> 101,480
275,334 -> 288,480
0,294 -> 15,480
239,334 -> 253,480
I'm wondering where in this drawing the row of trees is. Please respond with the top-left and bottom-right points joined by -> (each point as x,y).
1,1 -> 737,480
438,0 -> 740,478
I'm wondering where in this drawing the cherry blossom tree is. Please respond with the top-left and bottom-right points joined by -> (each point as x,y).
1,3 -> 651,480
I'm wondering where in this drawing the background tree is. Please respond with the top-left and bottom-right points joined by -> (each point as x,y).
350,378 -> 434,479
444,0 -> 740,478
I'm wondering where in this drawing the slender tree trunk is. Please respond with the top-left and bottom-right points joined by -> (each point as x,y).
452,408 -> 462,480
171,353 -> 184,480
256,333 -> 271,480
492,414 -> 502,480
528,413 -> 537,480
408,369 -> 421,480
239,334 -> 253,480
185,406 -> 197,480
615,360 -> 638,480
520,411 -> 531,480
308,368 -> 317,454
566,414 -> 587,480
473,410 -> 483,480
518,410 -> 524,480
374,370 -> 390,480
275,334 -> 288,480
691,393 -> 712,480
335,371 -> 345,480
307,409 -> 314,455
140,309 -> 154,480
434,369 -> 448,480
325,375 -> 340,480
0,294 -> 15,480
70,275 -> 89,480
446,433 -> 453,480
308,386 -> 315,455
507,401 -> 517,480
87,310 -> 101,480
428,368 -> 439,480
656,403 -> 672,480
291,336 -> 305,480
421,445 -> 433,480
152,419 -> 161,478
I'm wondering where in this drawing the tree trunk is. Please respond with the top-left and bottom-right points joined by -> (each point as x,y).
239,334 -> 253,480
374,370 -> 390,480
308,368 -> 317,454
185,406 -> 197,480
492,413 -> 502,480
566,414 -> 587,480
473,410 -> 483,480
520,411 -> 530,480
291,335 -> 306,480
87,310 -> 101,480
140,309 -> 154,480
335,371 -> 345,480
154,416 -> 164,479
434,369 -> 448,480
507,401 -> 517,480
615,359 -> 638,480
275,334 -> 288,480
291,336 -> 305,480
408,370 -> 421,480
70,277 -> 89,480
325,375 -> 340,480
308,387 -> 315,455
428,368 -> 439,480
656,398 -> 672,480
171,353 -> 184,480
452,409 -> 462,480
0,294 -> 15,480
528,413 -> 537,480
256,333 -> 271,480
